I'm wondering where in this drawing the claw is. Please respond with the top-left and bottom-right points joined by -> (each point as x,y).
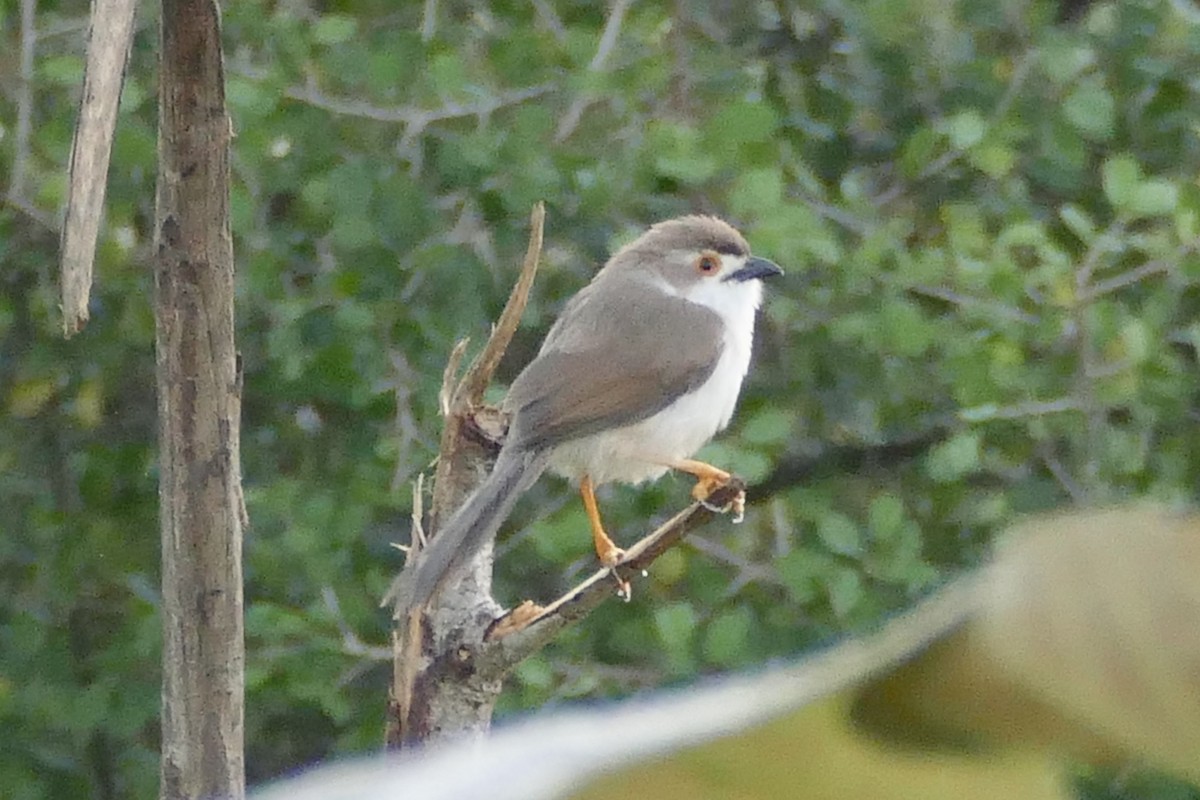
612,571 -> 632,602
699,488 -> 746,521
731,490 -> 746,523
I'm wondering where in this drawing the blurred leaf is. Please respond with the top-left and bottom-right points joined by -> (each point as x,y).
817,512 -> 864,558
8,378 -> 55,418
740,408 -> 793,447
825,567 -> 864,618
1063,75 -> 1115,141
1130,180 -> 1179,218
867,494 -> 906,540
313,15 -> 358,45
776,549 -> 823,604
1102,154 -> 1142,209
702,607 -> 754,668
941,109 -> 986,150
925,433 -> 981,483
1059,204 -> 1096,242
654,602 -> 699,674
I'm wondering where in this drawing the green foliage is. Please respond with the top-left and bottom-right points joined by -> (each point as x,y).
2,0 -> 1199,797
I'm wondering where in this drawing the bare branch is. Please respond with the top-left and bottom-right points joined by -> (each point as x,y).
421,0 -> 438,42
2,193 -> 57,230
686,534 -> 780,596
958,396 -> 1083,422
410,473 -> 427,553
388,205 -> 545,749
1074,218 -> 1128,294
1036,440 -> 1088,505
11,0 -> 37,200
531,0 -> 568,43
155,0 -> 244,793
59,0 -> 137,337
1071,218 -> 1129,493
907,284 -> 1039,325
555,0 -> 634,141
456,201 -> 545,406
322,588 -> 391,661
438,339 -> 470,417
482,481 -> 745,671
283,80 -> 556,129
873,47 -> 1037,207
1078,256 -> 1175,303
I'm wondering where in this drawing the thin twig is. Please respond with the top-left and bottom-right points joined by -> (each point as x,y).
907,284 -> 1039,325
456,202 -> 545,406
686,534 -> 781,595
481,481 -> 745,672
874,47 -> 1037,207
410,473 -> 427,552
555,0 -> 634,141
1,194 -> 57,230
11,0 -> 37,199
439,339 -> 470,417
283,80 -> 555,128
957,396 -> 1083,422
421,0 -> 438,42
1075,218 -> 1127,294
388,349 -> 428,493
1072,218 -> 1128,495
531,0 -> 568,43
1078,257 -> 1174,303
322,588 -> 392,661
1037,441 -> 1088,505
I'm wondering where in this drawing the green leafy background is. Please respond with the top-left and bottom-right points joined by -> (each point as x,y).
2,0 -> 1198,797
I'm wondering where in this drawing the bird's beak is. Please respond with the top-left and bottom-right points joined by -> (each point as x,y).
724,256 -> 784,283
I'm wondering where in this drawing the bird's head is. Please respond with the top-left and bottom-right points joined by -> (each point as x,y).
606,215 -> 783,320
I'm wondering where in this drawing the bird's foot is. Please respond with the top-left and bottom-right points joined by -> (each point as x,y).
683,461 -> 745,522
611,570 -> 633,602
487,600 -> 546,640
699,488 -> 746,522
689,466 -> 733,505
598,544 -> 626,568
597,545 -> 632,601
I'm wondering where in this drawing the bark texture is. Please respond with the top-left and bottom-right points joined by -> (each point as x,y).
385,206 -> 544,748
154,1 -> 245,797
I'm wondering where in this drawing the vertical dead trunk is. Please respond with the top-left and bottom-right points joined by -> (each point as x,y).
386,208 -> 545,749
154,1 -> 245,797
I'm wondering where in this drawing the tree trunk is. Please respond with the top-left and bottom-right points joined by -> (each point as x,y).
154,1 -> 245,797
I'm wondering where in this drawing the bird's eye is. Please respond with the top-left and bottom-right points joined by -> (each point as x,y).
695,253 -> 720,275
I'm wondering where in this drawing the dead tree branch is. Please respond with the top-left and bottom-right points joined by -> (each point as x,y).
387,204 -> 546,749
59,0 -> 137,337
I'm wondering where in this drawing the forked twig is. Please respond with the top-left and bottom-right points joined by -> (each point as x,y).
456,202 -> 546,406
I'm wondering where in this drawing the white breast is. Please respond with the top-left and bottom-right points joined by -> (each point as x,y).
547,277 -> 762,486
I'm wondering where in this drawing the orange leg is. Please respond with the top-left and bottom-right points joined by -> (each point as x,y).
581,475 -> 625,567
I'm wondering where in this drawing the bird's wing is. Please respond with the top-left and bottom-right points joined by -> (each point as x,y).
505,285 -> 724,452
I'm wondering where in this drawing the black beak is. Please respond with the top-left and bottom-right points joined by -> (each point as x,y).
725,256 -> 784,283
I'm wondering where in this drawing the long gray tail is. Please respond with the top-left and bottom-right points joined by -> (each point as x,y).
383,446 -> 548,616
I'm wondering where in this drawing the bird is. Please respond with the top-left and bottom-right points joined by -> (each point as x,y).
385,215 -> 782,615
